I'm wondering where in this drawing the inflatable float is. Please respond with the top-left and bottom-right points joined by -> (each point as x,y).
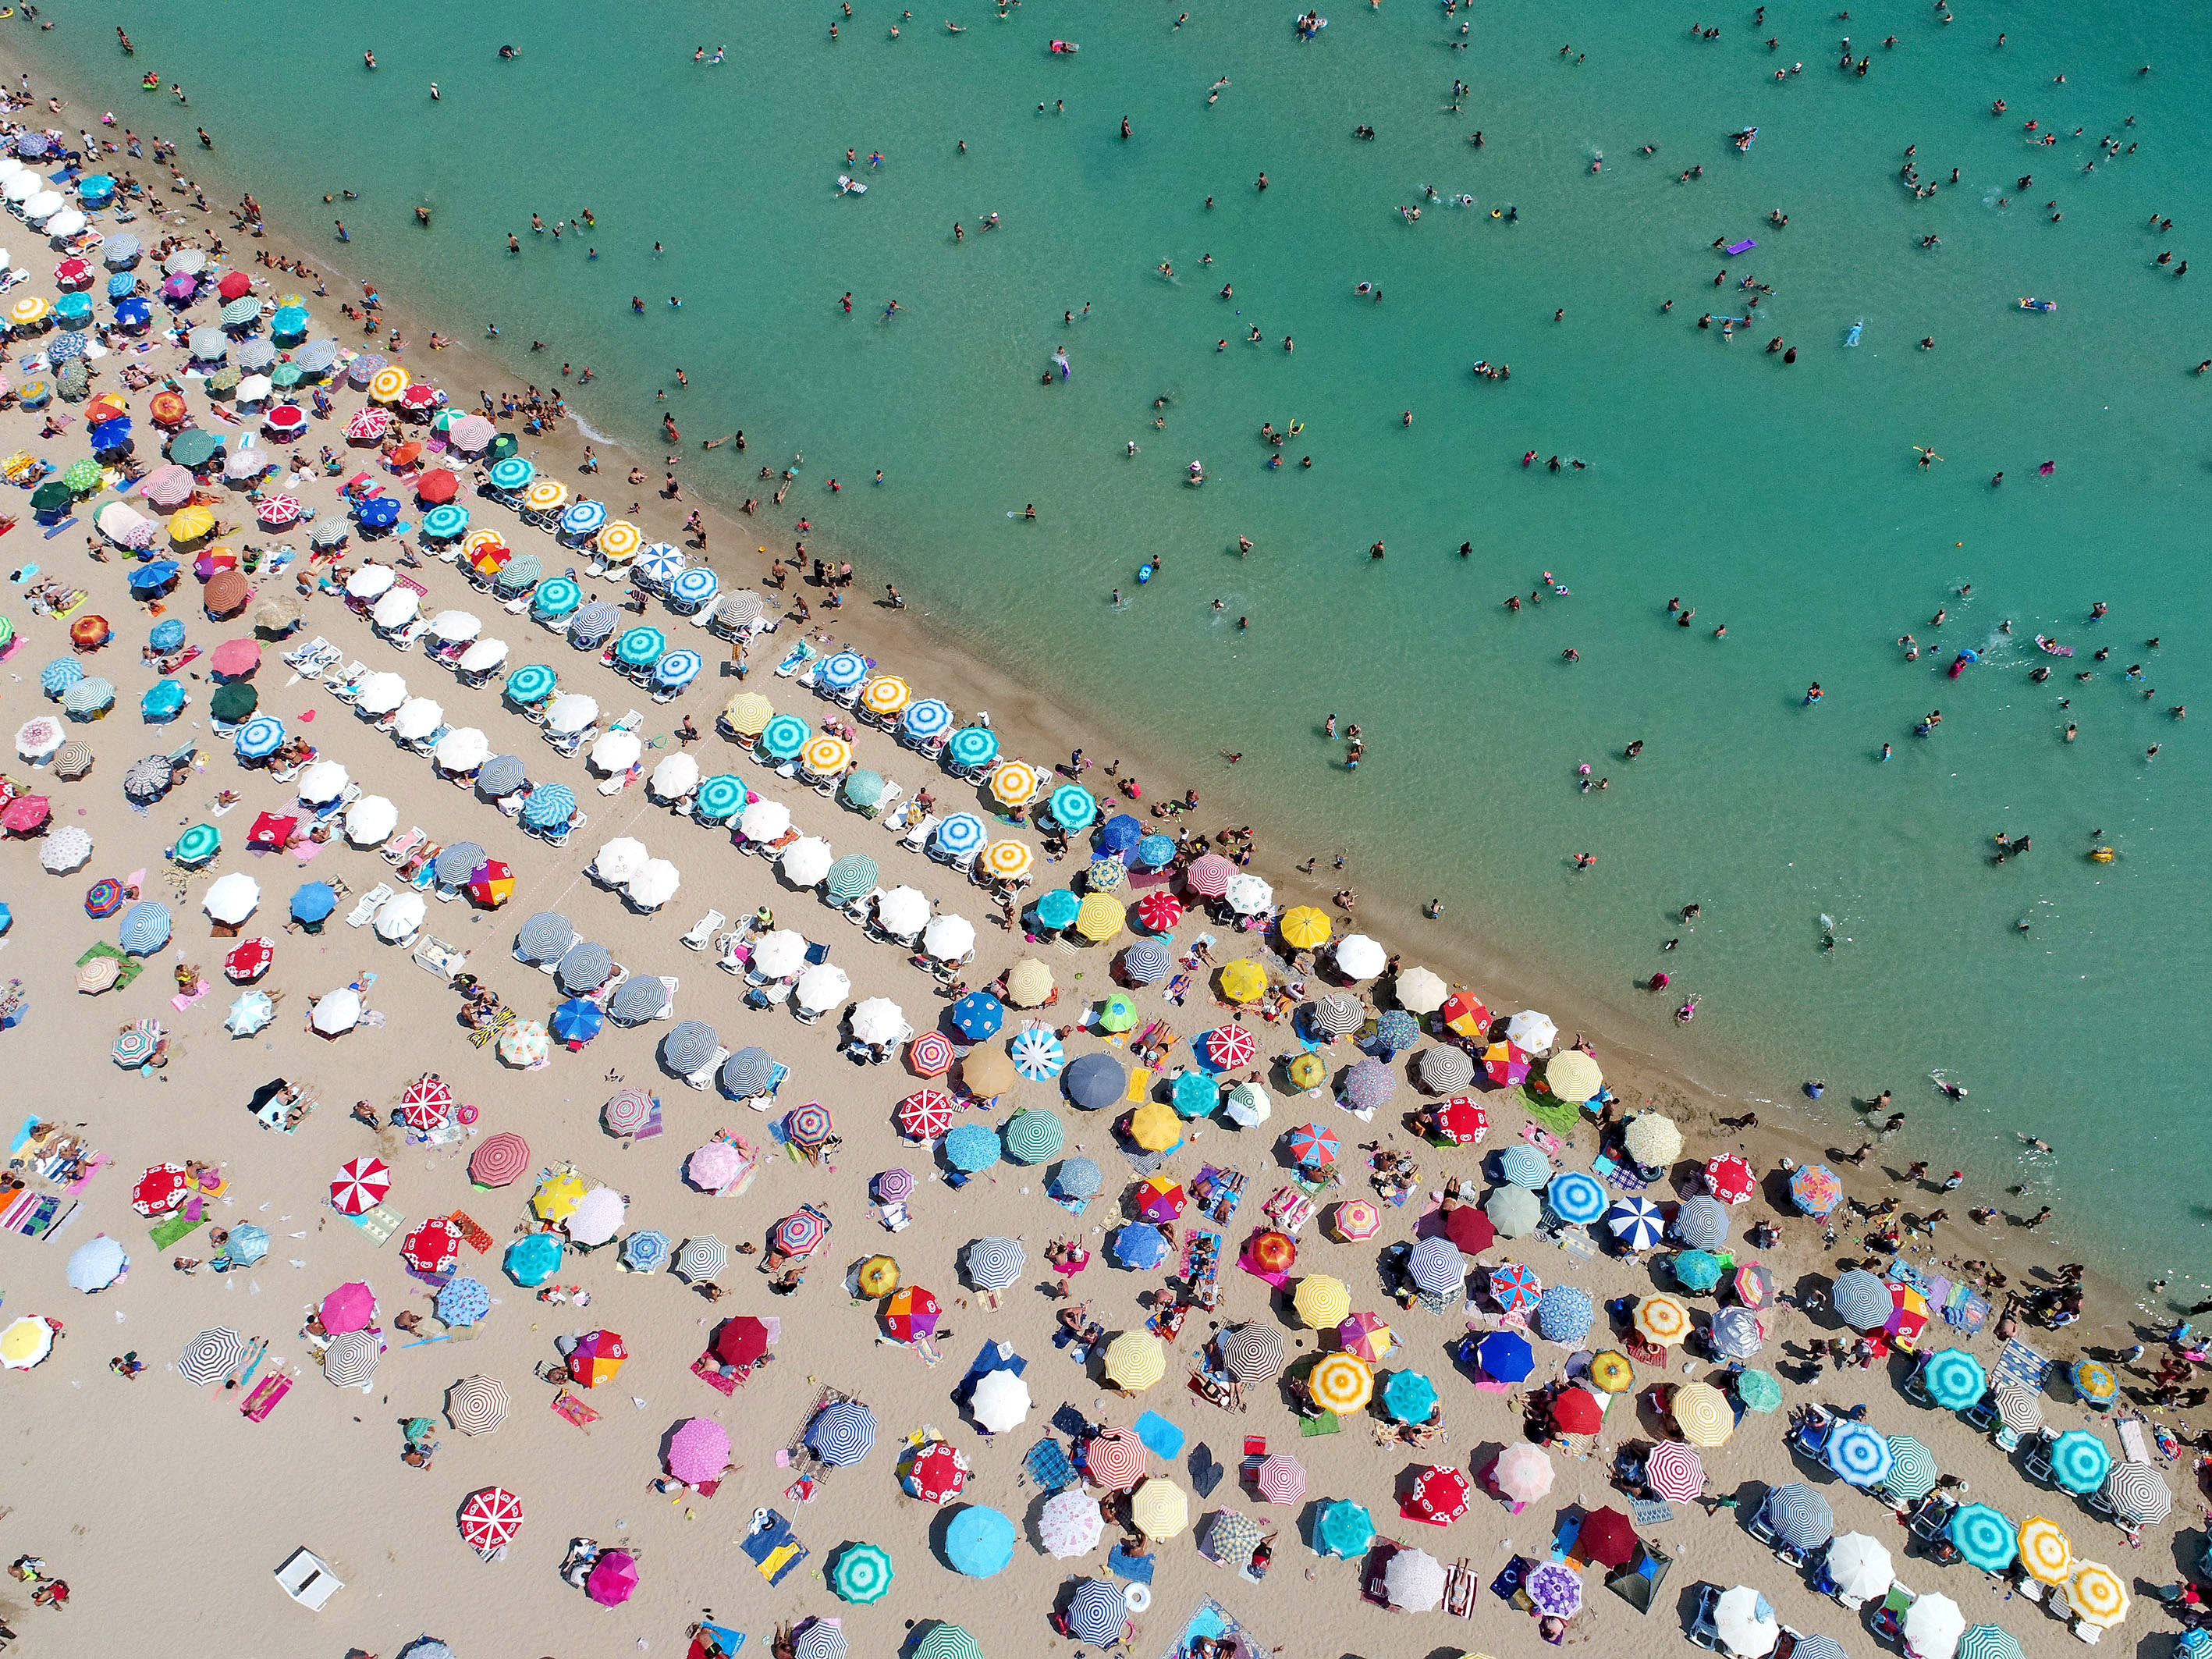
2017,297 -> 2057,311
1049,39 -> 1079,53
1844,322 -> 1863,346
1725,238 -> 1757,255
2033,634 -> 2073,657
836,175 -> 867,196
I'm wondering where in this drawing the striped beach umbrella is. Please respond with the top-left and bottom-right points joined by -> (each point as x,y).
1882,1435 -> 1939,1501
2016,1516 -> 2072,1585
1067,1579 -> 1126,1644
981,840 -> 1035,881
932,813 -> 987,859
2068,1564 -> 2129,1630
907,1031 -> 955,1078
1220,1323 -> 1286,1381
818,650 -> 868,690
1671,1381 -> 1734,1447
1105,1330 -> 1167,1391
914,1630 -> 977,1659
1607,1195 -> 1667,1250
1408,1236 -> 1465,1294
946,725 -> 998,769
1948,1504 -> 2018,1572
469,1132 -> 530,1188
560,499 -> 608,538
655,648 -> 702,687
1832,1269 -> 1891,1330
785,1103 -> 834,1149
1417,1043 -> 1475,1092
1545,1170 -> 1607,1226
1499,1143 -> 1551,1189
1920,1348 -> 1987,1411
861,675 -> 911,716
1674,1195 -> 1731,1250
620,1230 -> 670,1274
446,1373 -> 510,1436
669,566 -> 719,606
1958,1629 -> 2023,1659
1646,1441 -> 1705,1500
2049,1429 -> 2111,1495
824,853 -> 877,901
1826,1420 -> 1894,1487
806,1401 -> 877,1466
1255,1452 -> 1305,1504
179,1326 -> 246,1386
674,1236 -> 728,1283
1309,1352 -> 1373,1414
1003,1109 -> 1062,1163
829,1542 -> 894,1605
1991,1384 -> 2042,1434
1085,1426 -> 1146,1490
1010,1028 -> 1065,1080
234,714 -> 285,760
1293,1274 -> 1351,1329
900,698 -> 953,740
2103,1462 -> 2171,1524
324,1330 -> 381,1387
964,1237 -> 1026,1290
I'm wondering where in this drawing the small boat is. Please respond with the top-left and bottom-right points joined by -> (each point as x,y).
2017,297 -> 2057,311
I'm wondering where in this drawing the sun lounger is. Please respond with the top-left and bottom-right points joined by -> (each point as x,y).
685,1044 -> 731,1092
346,883 -> 395,928
682,910 -> 727,950
382,829 -> 425,868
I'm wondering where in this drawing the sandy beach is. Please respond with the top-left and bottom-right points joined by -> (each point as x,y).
0,34 -> 2202,1659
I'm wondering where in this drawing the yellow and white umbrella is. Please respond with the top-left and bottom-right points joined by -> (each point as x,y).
981,840 -> 1033,882
1104,1330 -> 1166,1391
1672,1380 -> 1734,1446
1293,1274 -> 1351,1329
2017,1516 -> 2072,1586
1074,893 -> 1125,943
722,691 -> 774,735
595,520 -> 641,561
1308,1352 -> 1375,1414
168,503 -> 216,542
1634,1293 -> 1692,1346
522,479 -> 568,512
0,1315 -> 54,1369
989,761 -> 1042,808
533,1169 -> 589,1223
801,735 -> 851,776
861,675 -> 911,716
1131,1478 -> 1190,1540
2068,1563 -> 2129,1629
1624,1110 -> 1682,1165
8,294 -> 49,328
369,364 -> 411,402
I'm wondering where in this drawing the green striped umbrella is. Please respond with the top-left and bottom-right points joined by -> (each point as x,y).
1003,1109 -> 1063,1164
173,823 -> 220,864
1921,1348 -> 1987,1411
914,1627 -> 978,1659
758,715 -> 809,762
2049,1430 -> 2111,1496
1948,1504 -> 2017,1572
823,854 -> 878,902
1733,1368 -> 1784,1413
829,1540 -> 893,1604
271,363 -> 304,387
1880,1435 -> 1939,1501
694,774 -> 746,821
1958,1628 -> 2025,1659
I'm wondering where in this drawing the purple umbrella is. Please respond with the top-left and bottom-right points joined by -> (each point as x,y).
1526,1560 -> 1585,1618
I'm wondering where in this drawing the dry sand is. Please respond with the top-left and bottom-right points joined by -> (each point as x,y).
0,52 -> 2196,1659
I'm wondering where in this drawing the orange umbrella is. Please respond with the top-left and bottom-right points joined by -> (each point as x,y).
147,389 -> 188,426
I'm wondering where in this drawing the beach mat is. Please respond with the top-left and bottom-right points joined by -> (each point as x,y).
150,1211 -> 205,1251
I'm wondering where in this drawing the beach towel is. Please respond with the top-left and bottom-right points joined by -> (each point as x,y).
1024,1436 -> 1076,1492
1106,1544 -> 1155,1585
1188,1443 -> 1225,1497
449,1211 -> 493,1254
550,1389 -> 600,1430
1134,1410 -> 1184,1462
1628,1497 -> 1677,1528
240,1373 -> 290,1421
1298,1409 -> 1341,1438
150,1211 -> 205,1251
1994,1338 -> 2053,1393
349,1203 -> 403,1245
689,1622 -> 746,1659
740,1509 -> 807,1584
2115,1417 -> 2153,1465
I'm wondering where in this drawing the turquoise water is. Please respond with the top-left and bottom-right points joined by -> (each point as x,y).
21,3 -> 2212,1276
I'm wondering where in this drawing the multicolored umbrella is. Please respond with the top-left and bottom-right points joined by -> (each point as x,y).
882,1285 -> 939,1343
1789,1163 -> 1845,1216
1489,1262 -> 1543,1311
568,1330 -> 627,1389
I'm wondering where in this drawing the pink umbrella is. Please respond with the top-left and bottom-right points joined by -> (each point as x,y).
688,1140 -> 741,1192
138,464 -> 194,507
210,638 -> 260,677
1184,853 -> 1234,897
346,408 -> 391,441
585,1549 -> 638,1606
257,495 -> 301,526
321,1281 -> 376,1334
667,1417 -> 732,1484
1255,1453 -> 1306,1504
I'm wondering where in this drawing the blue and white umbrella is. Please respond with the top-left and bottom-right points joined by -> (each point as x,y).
224,1224 -> 270,1265
655,649 -> 702,688
569,602 -> 620,646
964,1236 -> 1027,1291
66,1234 -> 127,1291
559,499 -> 608,538
622,1229 -> 671,1274
40,658 -> 82,695
119,900 -> 172,954
421,504 -> 468,541
634,543 -> 685,586
1606,1195 -> 1666,1250
435,1277 -> 491,1327
1826,1420 -> 1896,1487
669,565 -> 719,606
1674,1195 -> 1732,1251
721,1046 -> 779,1096
1536,1284 -> 1594,1342
902,699 -> 953,741
1067,1579 -> 1126,1647
1763,1483 -> 1834,1551
818,651 -> 868,691
1010,1028 -> 1066,1080
1499,1143 -> 1551,1190
234,715 -> 285,761
1545,1170 -> 1607,1226
932,813 -> 987,857
806,1401 -> 876,1466
1832,1268 -> 1891,1330
1407,1235 -> 1465,1294
62,677 -> 116,717
522,783 -> 577,829
1132,832 -> 1177,869
1121,940 -> 1170,984
1113,1224 -> 1170,1270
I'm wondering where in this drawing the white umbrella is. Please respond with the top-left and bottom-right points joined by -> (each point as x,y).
566,1186 -> 626,1247
311,986 -> 362,1034
1225,1081 -> 1275,1128
41,826 -> 94,872
346,564 -> 395,599
1334,934 -> 1388,979
1383,1548 -> 1447,1612
1394,965 -> 1448,1013
1901,1594 -> 1964,1659
345,794 -> 398,845
1507,1009 -> 1558,1054
392,697 -> 444,741
44,208 -> 87,240
458,638 -> 510,675
296,760 -> 350,804
353,671 -> 408,715
1713,1586 -> 1780,1659
428,609 -> 482,643
626,858 -> 681,910
1039,1488 -> 1105,1558
737,799 -> 790,841
202,872 -> 260,925
593,837 -> 648,883
591,730 -> 641,773
850,996 -> 905,1043
15,716 -> 63,759
371,588 -> 420,630
752,929 -> 808,978
649,753 -> 700,799
1825,1533 -> 1894,1601
21,189 -> 63,222
434,727 -> 489,772
545,692 -> 598,734
876,886 -> 930,936
794,964 -> 850,1014
779,837 -> 834,886
375,890 -> 428,941
922,914 -> 975,961
231,372 -> 271,405
1223,872 -> 1273,915
971,1369 -> 1031,1432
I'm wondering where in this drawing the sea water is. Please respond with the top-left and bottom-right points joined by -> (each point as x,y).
24,0 -> 2211,1277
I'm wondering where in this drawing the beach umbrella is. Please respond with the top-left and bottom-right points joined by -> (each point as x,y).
502,1233 -> 562,1288
1131,1479 -> 1189,1541
774,1207 -> 832,1259
1219,1078 -> 1273,1129
1203,1322 -> 1284,1386
1764,1483 -> 1835,1551
912,1631 -> 980,1659
1873,1434 -> 1935,1501
1062,1050 -> 1124,1110
1825,1420 -> 1894,1487
1903,1593 -> 1967,1659
902,1032 -> 957,1082
903,1439 -> 968,1507
2103,1462 -> 2171,1525
67,1234 -> 128,1292
1053,1156 -> 1102,1201
62,677 -> 115,718
662,1019 -> 719,1075
1957,1630 -> 2023,1659
1294,1274 -> 1351,1329
1706,1153 -> 1757,1204
1722,1369 -> 1781,1416
440,1375 -> 511,1441
1003,1109 -> 1062,1163
1498,1142 -> 1551,1190
177,1326 -> 245,1386
2017,1516 -> 2072,1586
1415,1041 -> 1475,1091
1526,1559 -> 1585,1618
1309,1352 -> 1374,1414
1315,1499 -> 1375,1558
1947,1504 -> 2018,1572
1407,1235 -> 1466,1296
1545,1169 -> 1607,1227
1383,1368 -> 1440,1423
1710,1306 -> 1766,1359
1106,1330 -> 1167,1391
435,1277 -> 491,1327
1832,1269 -> 1891,1330
2069,1565 -> 2129,1631
1383,1549 -> 1447,1614
1716,1587 -> 1781,1659
1034,1488 -> 1106,1560
459,1486 -> 524,1559
944,1123 -> 1001,1174
323,1329 -> 382,1388
963,1236 -> 1026,1292
1464,1330 -> 1532,1387
1986,1384 -> 2042,1437
1127,1101 -> 1181,1153
1790,1163 -> 1845,1216
673,1236 -> 728,1284
1919,1348 -> 1987,1411
1675,1195 -> 1731,1250
969,1367 -> 1030,1433
2072,1359 -> 2118,1405
1486,1185 -> 1542,1238
1081,1426 -> 1149,1491
1009,1027 -> 1066,1082
1634,1292 -> 1693,1347
1170,1069 -> 1218,1120
827,1542 -> 894,1607
584,1551 -> 637,1608
40,824 -> 94,873
1112,1223 -> 1169,1270
1631,1440 -> 1702,1502
1672,1380 -> 1734,1447
1483,1443 -> 1553,1507
897,1088 -> 955,1142
201,871 -> 260,926
1606,1195 -> 1666,1251
1402,1465 -> 1472,1528
1817,1531 -> 1893,1602
119,900 -> 172,954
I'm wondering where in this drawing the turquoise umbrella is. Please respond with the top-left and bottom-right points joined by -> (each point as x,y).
421,504 -> 468,540
694,774 -> 746,821
1049,783 -> 1096,830
1002,1109 -> 1063,1163
1382,1369 -> 1438,1423
271,304 -> 310,337
488,455 -> 533,491
172,822 -> 220,864
946,726 -> 998,769
758,715 -> 809,762
614,627 -> 665,667
944,1124 -> 999,1173
1672,1249 -> 1726,1292
1315,1500 -> 1373,1558
532,575 -> 581,618
1920,1348 -> 1987,1411
2048,1430 -> 2111,1496
1948,1504 -> 2017,1572
1881,1435 -> 1940,1501
505,663 -> 557,705
504,1232 -> 563,1287
1034,889 -> 1081,929
824,854 -> 878,901
1171,1070 -> 1219,1119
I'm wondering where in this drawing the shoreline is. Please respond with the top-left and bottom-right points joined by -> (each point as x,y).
0,29 -> 2166,1344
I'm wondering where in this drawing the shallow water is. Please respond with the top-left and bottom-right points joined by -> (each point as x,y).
24,1 -> 2212,1278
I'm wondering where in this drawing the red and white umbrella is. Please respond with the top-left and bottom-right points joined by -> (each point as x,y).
1411,1464 -> 1472,1523
905,1439 -> 968,1504
257,495 -> 301,526
400,382 -> 440,410
331,1155 -> 392,1216
400,1216 -> 462,1275
460,1485 -> 524,1557
1135,890 -> 1184,931
1255,1453 -> 1306,1504
1202,1025 -> 1256,1069
224,936 -> 275,981
1433,1096 -> 1490,1145
1183,853 -> 1234,897
468,1131 -> 530,1188
897,1088 -> 955,1141
1644,1441 -> 1705,1501
1085,1426 -> 1146,1490
1706,1153 -> 1756,1204
907,1031 -> 954,1078
131,1162 -> 189,1217
400,1076 -> 455,1132
345,408 -> 391,441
